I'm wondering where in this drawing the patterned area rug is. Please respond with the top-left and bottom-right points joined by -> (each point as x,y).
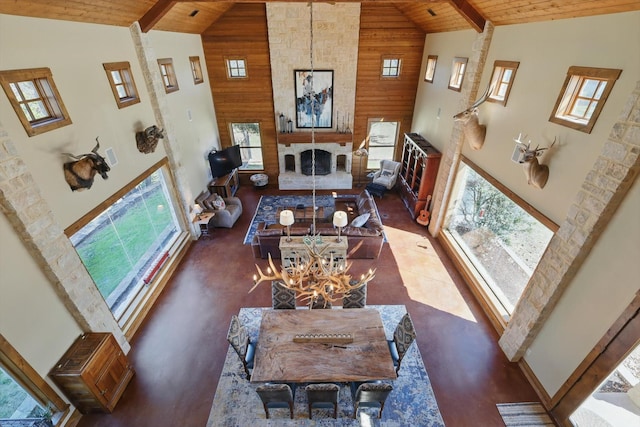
496,402 -> 555,426
243,195 -> 336,244
207,305 -> 446,426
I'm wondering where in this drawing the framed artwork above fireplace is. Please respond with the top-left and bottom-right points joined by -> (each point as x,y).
294,69 -> 333,129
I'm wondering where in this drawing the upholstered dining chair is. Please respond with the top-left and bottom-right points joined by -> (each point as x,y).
305,383 -> 340,419
342,283 -> 367,308
387,312 -> 417,375
255,383 -> 295,419
310,294 -> 332,309
272,281 -> 296,309
351,382 -> 393,419
226,315 -> 255,380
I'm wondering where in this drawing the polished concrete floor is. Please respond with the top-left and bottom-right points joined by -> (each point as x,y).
76,185 -> 541,427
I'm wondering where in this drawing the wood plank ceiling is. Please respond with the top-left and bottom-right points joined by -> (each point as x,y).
0,0 -> 639,35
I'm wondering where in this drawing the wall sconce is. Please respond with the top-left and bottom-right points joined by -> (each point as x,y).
193,203 -> 203,220
333,211 -> 348,242
280,209 -> 295,241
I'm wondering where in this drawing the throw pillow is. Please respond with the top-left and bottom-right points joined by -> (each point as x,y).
212,194 -> 226,210
350,212 -> 370,228
381,168 -> 394,177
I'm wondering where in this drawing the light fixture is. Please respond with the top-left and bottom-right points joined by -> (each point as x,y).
280,209 -> 295,241
250,0 -> 376,308
333,210 -> 348,242
193,203 -> 203,220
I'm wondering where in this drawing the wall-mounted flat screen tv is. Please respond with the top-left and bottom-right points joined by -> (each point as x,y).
208,145 -> 242,178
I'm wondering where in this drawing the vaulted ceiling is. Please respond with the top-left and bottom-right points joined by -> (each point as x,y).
1,0 -> 639,35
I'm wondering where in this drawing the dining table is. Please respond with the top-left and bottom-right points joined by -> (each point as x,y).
250,308 -> 397,383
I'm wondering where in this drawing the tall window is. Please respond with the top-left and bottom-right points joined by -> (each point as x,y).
226,58 -> 247,79
424,55 -> 438,83
448,57 -> 468,92
381,58 -> 401,78
366,120 -> 399,169
549,66 -> 621,133
103,62 -> 140,109
230,122 -> 263,170
487,60 -> 519,106
68,164 -> 182,322
189,56 -> 204,85
443,160 -> 555,322
0,67 -> 72,136
157,58 -> 179,93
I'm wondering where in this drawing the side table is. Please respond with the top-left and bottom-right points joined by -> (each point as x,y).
194,211 -> 215,238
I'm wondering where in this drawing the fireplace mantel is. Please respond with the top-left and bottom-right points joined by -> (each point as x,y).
277,132 -> 353,145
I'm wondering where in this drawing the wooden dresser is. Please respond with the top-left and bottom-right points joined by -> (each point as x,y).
49,332 -> 134,414
398,133 -> 442,220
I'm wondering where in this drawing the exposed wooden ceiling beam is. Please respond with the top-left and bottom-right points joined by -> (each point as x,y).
139,0 -> 177,33
447,0 -> 485,32
173,0 -> 443,2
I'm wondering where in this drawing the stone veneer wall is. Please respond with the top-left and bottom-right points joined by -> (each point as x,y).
267,3 -> 360,131
499,81 -> 640,361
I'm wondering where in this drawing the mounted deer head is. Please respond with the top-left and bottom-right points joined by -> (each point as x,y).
135,125 -> 165,154
514,133 -> 556,190
453,84 -> 492,151
62,137 -> 110,191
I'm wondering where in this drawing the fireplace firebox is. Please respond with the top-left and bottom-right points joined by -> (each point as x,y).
301,149 -> 331,175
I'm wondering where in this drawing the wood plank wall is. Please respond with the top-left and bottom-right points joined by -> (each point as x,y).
353,4 -> 425,179
200,4 -> 425,185
200,4 -> 278,184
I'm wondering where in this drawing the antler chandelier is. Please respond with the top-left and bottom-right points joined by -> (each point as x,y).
250,1 -> 375,307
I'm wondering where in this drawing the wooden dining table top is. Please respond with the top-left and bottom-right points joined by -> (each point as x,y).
250,308 -> 397,383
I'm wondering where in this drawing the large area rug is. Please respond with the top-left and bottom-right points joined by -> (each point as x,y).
496,402 -> 555,426
207,305 -> 446,426
243,195 -> 336,245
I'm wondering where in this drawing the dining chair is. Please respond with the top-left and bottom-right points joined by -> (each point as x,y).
305,383 -> 340,419
387,312 -> 416,375
351,382 -> 393,418
342,283 -> 367,308
255,383 -> 295,419
272,280 -> 296,309
310,294 -> 332,309
226,315 -> 256,380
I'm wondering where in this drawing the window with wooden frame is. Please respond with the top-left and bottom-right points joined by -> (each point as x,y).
157,58 -> 179,93
549,66 -> 622,133
103,62 -> 140,109
381,57 -> 402,78
225,58 -> 247,79
487,60 -> 519,106
0,67 -> 72,137
448,57 -> 468,92
424,55 -> 438,83
189,56 -> 204,85
1,334 -> 69,424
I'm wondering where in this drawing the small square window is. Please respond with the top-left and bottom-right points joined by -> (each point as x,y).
448,57 -> 468,92
157,58 -> 179,94
381,58 -> 401,78
549,66 -> 622,133
424,55 -> 438,83
103,62 -> 140,109
226,58 -> 247,79
0,67 -> 72,136
487,60 -> 519,106
189,56 -> 204,85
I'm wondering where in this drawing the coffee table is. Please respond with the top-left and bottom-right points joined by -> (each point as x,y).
276,206 -> 325,223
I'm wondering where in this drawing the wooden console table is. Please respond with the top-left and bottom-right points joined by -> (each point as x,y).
208,168 -> 239,198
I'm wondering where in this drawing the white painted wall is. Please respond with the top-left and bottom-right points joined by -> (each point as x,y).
413,11 -> 640,397
0,13 -> 219,395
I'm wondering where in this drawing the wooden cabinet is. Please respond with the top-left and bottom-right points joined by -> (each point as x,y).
398,133 -> 442,219
49,333 -> 134,414
208,168 -> 239,198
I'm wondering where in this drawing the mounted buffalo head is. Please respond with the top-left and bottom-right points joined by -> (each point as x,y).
62,137 -> 110,191
135,125 -> 165,154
